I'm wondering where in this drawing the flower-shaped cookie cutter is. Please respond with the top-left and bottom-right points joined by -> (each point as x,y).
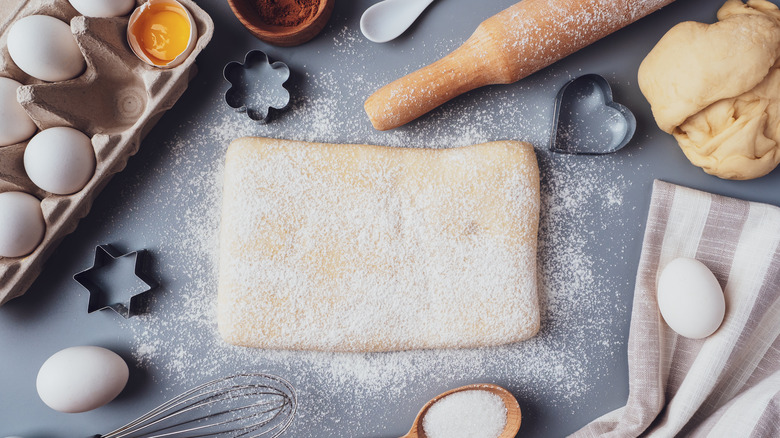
223,50 -> 291,122
550,74 -> 636,155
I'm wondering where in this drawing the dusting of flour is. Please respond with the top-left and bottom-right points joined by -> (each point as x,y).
116,19 -> 640,437
219,140 -> 540,351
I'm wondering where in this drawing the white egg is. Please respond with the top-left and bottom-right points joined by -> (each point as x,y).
68,0 -> 136,18
24,127 -> 96,195
657,257 -> 725,339
36,346 -> 129,413
0,77 -> 36,146
0,192 -> 45,258
7,15 -> 86,82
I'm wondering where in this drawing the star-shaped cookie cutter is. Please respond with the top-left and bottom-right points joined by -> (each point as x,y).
74,244 -> 158,318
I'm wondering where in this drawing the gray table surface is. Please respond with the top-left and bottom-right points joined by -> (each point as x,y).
3,0 -> 780,436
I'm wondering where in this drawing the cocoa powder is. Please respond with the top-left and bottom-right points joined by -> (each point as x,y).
256,0 -> 319,27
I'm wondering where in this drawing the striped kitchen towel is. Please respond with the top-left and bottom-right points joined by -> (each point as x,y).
573,180 -> 780,437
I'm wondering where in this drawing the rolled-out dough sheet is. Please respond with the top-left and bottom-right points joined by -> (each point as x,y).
218,137 -> 540,352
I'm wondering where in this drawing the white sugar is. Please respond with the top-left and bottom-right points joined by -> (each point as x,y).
422,390 -> 507,438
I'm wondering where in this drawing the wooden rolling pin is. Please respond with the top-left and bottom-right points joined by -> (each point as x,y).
364,0 -> 675,131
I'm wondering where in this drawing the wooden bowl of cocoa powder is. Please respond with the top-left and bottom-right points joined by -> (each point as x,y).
227,0 -> 335,47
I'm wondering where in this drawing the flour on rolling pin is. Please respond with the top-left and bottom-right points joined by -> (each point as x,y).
364,0 -> 675,131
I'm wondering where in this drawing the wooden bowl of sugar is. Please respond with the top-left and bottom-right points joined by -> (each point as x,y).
227,0 -> 335,46
403,383 -> 522,438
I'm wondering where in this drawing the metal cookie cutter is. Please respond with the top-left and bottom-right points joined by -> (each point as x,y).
224,50 -> 291,122
550,74 -> 636,155
74,244 -> 158,318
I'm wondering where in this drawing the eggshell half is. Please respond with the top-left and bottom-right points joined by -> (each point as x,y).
127,0 -> 197,69
36,346 -> 129,413
657,257 -> 725,339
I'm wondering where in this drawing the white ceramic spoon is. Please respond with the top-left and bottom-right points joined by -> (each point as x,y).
360,0 -> 436,43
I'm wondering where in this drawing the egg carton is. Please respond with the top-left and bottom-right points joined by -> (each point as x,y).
0,0 -> 214,305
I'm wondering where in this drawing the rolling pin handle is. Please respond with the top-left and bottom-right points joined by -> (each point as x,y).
364,36 -> 502,131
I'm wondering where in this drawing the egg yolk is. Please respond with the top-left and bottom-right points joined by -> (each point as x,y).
131,4 -> 190,65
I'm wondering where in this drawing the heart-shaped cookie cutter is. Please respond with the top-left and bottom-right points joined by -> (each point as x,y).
223,50 -> 291,122
550,74 -> 636,155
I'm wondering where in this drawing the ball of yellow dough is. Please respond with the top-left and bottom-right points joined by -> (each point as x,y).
638,0 -> 780,180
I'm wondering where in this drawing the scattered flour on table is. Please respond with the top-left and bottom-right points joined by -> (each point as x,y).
119,21 -> 637,436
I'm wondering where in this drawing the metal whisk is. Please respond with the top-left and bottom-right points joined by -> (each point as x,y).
93,373 -> 297,438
